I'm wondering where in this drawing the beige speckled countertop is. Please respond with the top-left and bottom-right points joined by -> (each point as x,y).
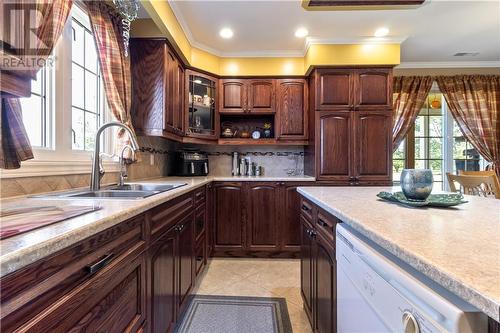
297,186 -> 500,321
0,175 -> 315,278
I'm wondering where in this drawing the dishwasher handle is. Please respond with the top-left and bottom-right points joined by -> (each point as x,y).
402,311 -> 420,333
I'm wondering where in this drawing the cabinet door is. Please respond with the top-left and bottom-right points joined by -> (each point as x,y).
248,79 -> 275,113
281,185 -> 305,252
177,212 -> 195,312
246,182 -> 280,251
315,69 -> 354,110
276,79 -> 308,140
213,183 -> 245,251
317,111 -> 353,182
314,232 -> 336,333
164,49 -> 177,134
354,112 -> 392,183
150,228 -> 177,333
300,217 -> 315,324
173,61 -> 185,133
355,69 -> 392,110
219,79 -> 246,113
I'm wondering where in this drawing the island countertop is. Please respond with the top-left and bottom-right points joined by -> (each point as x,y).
297,186 -> 500,322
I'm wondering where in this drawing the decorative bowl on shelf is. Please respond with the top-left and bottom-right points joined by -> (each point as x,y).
400,169 -> 433,201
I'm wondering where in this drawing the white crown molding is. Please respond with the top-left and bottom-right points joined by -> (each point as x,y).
397,61 -> 500,69
169,0 -> 406,58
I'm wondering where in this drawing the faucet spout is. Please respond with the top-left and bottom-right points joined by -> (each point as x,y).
90,122 -> 139,191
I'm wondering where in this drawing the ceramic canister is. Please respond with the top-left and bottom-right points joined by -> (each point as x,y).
400,169 -> 434,200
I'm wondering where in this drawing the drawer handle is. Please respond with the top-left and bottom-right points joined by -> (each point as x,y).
317,218 -> 327,227
196,256 -> 203,261
301,204 -> 310,212
86,253 -> 114,275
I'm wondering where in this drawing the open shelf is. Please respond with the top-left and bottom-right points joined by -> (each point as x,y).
218,138 -> 309,146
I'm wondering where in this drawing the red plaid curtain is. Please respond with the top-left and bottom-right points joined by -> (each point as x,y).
86,1 -> 137,161
436,75 -> 500,177
0,0 -> 72,169
392,76 -> 433,152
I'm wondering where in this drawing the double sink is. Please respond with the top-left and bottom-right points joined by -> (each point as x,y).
35,183 -> 188,199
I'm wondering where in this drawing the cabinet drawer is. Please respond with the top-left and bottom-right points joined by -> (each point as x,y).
151,193 -> 193,240
300,197 -> 316,222
316,209 -> 340,243
18,249 -> 147,332
0,215 -> 146,332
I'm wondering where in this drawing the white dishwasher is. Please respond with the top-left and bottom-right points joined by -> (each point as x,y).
336,224 -> 487,333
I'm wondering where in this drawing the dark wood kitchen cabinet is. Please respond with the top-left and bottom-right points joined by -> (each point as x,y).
246,182 -> 281,251
212,182 -> 313,257
219,79 -> 275,114
276,79 -> 308,140
306,66 -> 393,185
213,182 -> 245,251
130,38 -> 185,139
318,111 -> 353,182
300,197 -> 338,333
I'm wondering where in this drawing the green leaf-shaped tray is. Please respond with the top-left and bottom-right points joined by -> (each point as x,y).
377,191 -> 468,208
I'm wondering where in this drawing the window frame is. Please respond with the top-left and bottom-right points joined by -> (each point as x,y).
1,4 -> 118,179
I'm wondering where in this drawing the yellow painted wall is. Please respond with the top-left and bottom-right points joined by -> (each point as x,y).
138,1 -> 401,76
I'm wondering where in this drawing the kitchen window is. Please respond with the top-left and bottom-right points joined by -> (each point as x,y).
4,4 -> 117,178
392,86 -> 486,190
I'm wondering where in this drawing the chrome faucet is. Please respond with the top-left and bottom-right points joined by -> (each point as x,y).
118,144 -> 135,186
90,122 -> 139,191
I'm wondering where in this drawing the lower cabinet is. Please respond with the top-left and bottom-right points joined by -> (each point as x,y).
300,197 -> 338,333
212,181 -> 313,256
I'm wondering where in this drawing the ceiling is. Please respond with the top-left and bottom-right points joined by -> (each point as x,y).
145,1 -> 500,66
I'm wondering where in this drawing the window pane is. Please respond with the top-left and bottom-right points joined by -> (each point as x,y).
430,160 -> 442,181
72,23 -> 85,66
429,138 -> 442,159
85,71 -> 98,112
453,122 -> 463,137
393,140 -> 405,159
415,160 -> 426,169
84,31 -> 98,74
415,137 -> 426,159
453,137 -> 467,159
72,64 -> 85,109
20,96 -> 43,147
414,116 -> 425,137
85,112 -> 98,151
429,116 -> 442,137
393,160 -> 405,182
72,108 -> 85,150
31,70 -> 43,95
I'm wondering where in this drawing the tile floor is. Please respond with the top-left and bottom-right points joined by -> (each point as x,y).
192,258 -> 313,333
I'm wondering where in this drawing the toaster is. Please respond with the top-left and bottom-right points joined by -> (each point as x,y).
174,150 -> 209,176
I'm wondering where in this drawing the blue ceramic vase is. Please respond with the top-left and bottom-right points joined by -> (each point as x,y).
400,169 -> 433,201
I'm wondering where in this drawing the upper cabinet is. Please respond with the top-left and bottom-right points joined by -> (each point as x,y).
186,70 -> 219,140
315,69 -> 354,110
276,79 -> 308,140
314,68 -> 392,111
130,39 -> 184,138
355,69 -> 392,110
219,79 -> 247,113
219,79 -> 275,114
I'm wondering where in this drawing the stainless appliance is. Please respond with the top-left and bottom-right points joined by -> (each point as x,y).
174,150 -> 209,176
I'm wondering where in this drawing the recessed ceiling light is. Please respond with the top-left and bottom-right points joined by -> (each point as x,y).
295,27 -> 309,38
219,28 -> 234,39
374,27 -> 389,37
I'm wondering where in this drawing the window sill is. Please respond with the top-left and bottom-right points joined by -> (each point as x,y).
0,159 -> 120,179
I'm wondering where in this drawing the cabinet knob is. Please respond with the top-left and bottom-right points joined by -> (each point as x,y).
317,218 -> 327,227
301,204 -> 310,212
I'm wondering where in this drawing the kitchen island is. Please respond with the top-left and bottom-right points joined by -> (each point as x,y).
298,186 -> 500,327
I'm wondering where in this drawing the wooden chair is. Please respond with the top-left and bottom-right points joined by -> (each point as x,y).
446,173 -> 500,199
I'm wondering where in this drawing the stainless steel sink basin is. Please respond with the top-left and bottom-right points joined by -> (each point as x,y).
108,184 -> 181,192
67,190 -> 157,198
32,183 -> 187,199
